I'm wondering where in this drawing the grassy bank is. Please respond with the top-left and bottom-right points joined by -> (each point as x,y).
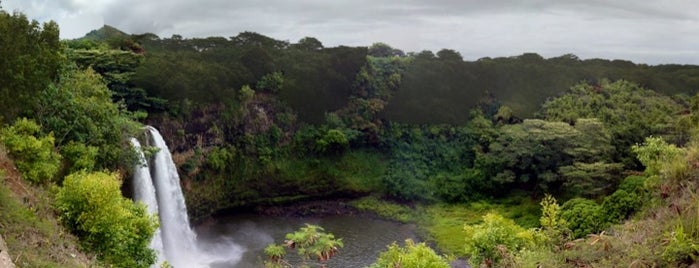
350,194 -> 540,257
0,150 -> 95,268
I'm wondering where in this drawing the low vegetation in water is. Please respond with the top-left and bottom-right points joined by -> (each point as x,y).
264,224 -> 344,268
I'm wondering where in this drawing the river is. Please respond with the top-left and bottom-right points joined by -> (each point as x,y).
194,214 -> 419,267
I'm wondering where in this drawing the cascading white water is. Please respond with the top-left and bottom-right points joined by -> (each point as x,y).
130,138 -> 165,265
132,126 -> 243,268
146,126 -> 200,267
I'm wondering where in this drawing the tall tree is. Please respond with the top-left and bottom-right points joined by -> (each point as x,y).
0,10 -> 62,122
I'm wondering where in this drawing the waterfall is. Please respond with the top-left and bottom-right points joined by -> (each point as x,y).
147,126 -> 200,267
131,126 -> 243,268
130,138 -> 165,264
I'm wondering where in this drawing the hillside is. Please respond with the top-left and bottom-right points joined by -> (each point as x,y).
0,148 -> 96,267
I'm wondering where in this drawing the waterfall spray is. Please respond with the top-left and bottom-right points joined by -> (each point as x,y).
131,126 -> 243,267
147,126 -> 199,267
130,138 -> 165,265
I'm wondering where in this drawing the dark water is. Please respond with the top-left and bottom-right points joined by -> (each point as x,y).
195,214 -> 418,268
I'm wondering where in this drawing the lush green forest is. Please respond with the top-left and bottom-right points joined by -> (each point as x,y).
5,4 -> 699,267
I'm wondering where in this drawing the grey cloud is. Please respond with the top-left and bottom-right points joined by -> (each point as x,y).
5,0 -> 699,64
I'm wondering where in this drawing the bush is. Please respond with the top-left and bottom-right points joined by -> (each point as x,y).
0,118 -> 61,183
464,213 -> 536,267
632,136 -> 685,177
539,194 -> 569,246
369,239 -> 450,268
618,175 -> 648,195
315,129 -> 349,154
602,189 -> 642,224
60,141 -> 99,173
55,171 -> 157,267
561,198 -> 604,239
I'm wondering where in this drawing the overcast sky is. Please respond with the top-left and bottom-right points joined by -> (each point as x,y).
3,0 -> 699,65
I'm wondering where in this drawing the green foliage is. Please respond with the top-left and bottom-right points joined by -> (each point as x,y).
238,84 -> 255,102
420,197 -> 540,258
0,166 -> 93,267
36,66 -> 142,169
256,71 -> 284,93
618,175 -> 648,195
541,80 -> 686,167
368,239 -> 450,268
60,141 -> 99,173
0,10 -> 62,122
292,37 -> 324,51
560,198 -> 603,239
539,194 -> 566,232
66,45 -> 167,112
514,247 -> 565,268
383,52 -> 699,124
558,162 -> 623,197
662,225 -> 699,265
379,124 -> 480,201
477,118 -> 618,195
463,213 -> 536,267
350,196 -> 417,223
368,42 -> 404,58
0,118 -> 61,183
205,146 -> 236,172
55,171 -> 157,267
632,136 -> 685,177
601,189 -> 642,224
263,243 -> 287,267
264,224 -> 343,268
327,150 -> 385,193
315,129 -> 349,154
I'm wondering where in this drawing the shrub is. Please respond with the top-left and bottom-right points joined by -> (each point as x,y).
539,194 -> 569,246
55,171 -> 157,267
60,141 -> 99,173
369,239 -> 450,268
561,198 -> 604,239
632,136 -> 684,177
315,129 -> 349,154
618,175 -> 648,195
602,189 -> 642,224
464,213 -> 536,267
0,118 -> 61,183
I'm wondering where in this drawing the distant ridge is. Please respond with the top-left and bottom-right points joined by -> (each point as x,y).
80,25 -> 129,41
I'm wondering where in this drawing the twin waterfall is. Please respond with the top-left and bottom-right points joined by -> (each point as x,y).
131,126 -> 241,267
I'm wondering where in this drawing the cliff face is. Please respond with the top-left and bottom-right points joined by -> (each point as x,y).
0,234 -> 16,268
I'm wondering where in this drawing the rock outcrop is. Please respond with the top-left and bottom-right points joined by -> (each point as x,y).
0,234 -> 16,268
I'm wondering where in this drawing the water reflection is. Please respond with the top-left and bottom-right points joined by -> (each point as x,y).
196,214 -> 418,267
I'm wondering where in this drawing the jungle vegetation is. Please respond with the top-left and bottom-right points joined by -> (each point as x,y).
4,5 -> 699,266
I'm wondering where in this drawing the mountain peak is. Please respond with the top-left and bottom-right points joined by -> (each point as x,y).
80,25 -> 128,41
